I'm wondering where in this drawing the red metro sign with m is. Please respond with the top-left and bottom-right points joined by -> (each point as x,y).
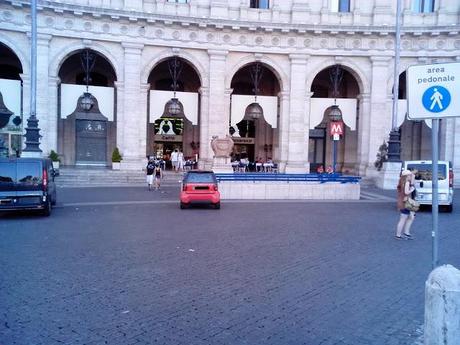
329,121 -> 344,136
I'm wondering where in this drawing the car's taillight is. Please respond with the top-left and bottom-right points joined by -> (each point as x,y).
43,169 -> 48,190
449,169 -> 453,188
213,184 -> 218,191
182,184 -> 187,191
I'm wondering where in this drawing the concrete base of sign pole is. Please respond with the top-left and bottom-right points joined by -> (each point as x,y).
375,161 -> 402,190
424,264 -> 460,345
211,157 -> 233,173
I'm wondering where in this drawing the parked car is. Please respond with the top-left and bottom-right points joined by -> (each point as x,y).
403,160 -> 454,212
0,158 -> 58,216
180,170 -> 220,209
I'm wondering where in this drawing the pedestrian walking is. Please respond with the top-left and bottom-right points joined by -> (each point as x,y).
154,163 -> 163,190
177,149 -> 184,172
146,157 -> 155,191
395,169 -> 416,240
171,149 -> 179,172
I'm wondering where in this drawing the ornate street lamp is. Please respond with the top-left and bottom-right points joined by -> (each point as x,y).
79,49 -> 96,112
166,56 -> 183,116
328,65 -> 344,173
22,0 -> 41,156
244,62 -> 264,120
0,92 -> 13,157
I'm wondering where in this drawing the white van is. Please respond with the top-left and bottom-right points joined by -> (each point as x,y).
402,160 -> 454,212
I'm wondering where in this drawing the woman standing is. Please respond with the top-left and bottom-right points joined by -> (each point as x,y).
396,169 -> 416,240
154,163 -> 163,191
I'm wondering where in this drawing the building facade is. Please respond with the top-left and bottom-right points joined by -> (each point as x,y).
0,0 -> 459,181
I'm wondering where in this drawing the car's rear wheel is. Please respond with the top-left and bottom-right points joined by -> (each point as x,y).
214,202 -> 220,210
42,199 -> 52,217
180,202 -> 188,209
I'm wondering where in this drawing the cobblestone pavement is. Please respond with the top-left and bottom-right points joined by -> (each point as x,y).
1,187 -> 459,345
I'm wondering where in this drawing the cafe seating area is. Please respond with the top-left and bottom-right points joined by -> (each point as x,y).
231,159 -> 278,173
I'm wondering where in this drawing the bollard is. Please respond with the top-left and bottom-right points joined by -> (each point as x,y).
424,264 -> 460,345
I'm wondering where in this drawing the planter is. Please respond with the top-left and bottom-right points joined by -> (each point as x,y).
51,161 -> 60,170
112,162 -> 121,170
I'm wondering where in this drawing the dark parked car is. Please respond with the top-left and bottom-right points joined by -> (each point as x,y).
180,170 -> 220,209
0,158 -> 58,216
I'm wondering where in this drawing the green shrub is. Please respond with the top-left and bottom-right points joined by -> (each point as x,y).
48,150 -> 60,162
111,147 -> 122,162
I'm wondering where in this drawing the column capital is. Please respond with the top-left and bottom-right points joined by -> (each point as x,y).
122,42 -> 144,52
357,92 -> 371,101
114,81 -> 125,89
207,49 -> 228,59
224,88 -> 233,96
19,73 -> 30,83
140,83 -> 151,91
370,56 -> 391,66
278,90 -> 290,100
289,54 -> 309,63
199,86 -> 209,97
48,76 -> 60,86
305,91 -> 314,98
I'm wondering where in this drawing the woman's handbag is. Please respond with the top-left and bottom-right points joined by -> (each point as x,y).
404,197 -> 420,212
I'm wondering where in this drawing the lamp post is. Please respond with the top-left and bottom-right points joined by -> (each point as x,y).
22,0 -> 41,156
245,62 -> 264,120
387,0 -> 402,162
328,105 -> 343,173
166,56 -> 183,117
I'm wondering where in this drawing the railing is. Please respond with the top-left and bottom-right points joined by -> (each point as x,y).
215,173 -> 361,184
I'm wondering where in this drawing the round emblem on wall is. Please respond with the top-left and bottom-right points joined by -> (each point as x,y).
272,37 -> 280,46
385,40 -> 393,50
102,23 -> 110,33
303,38 -> 312,47
288,38 -> 296,47
223,34 -> 231,43
3,11 -> 12,21
173,31 -> 181,39
84,22 -> 92,31
255,36 -> 263,45
120,25 -> 128,35
419,40 -> 428,49
155,29 -> 164,38
352,39 -> 361,49
454,40 -> 460,49
336,39 -> 345,48
138,27 -> 146,37
45,17 -> 54,27
65,19 -> 74,29
207,33 -> 214,42
189,32 -> 197,41
368,40 -> 377,49
436,40 -> 445,49
402,40 -> 411,50
239,35 -> 246,44
320,39 -> 328,48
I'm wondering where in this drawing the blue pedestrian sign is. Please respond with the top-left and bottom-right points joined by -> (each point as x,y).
407,62 -> 460,119
422,86 -> 451,113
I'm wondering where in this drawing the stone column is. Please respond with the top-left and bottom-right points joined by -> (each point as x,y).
277,91 -> 290,172
114,81 -> 124,151
424,265 -> 460,345
47,76 -> 60,154
207,50 -> 232,172
285,54 -> 309,173
139,83 -> 150,159
36,34 -> 52,155
198,86 -> 211,169
356,93 -> 371,175
120,42 -> 144,170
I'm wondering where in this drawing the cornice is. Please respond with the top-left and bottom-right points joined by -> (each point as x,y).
5,0 -> 460,37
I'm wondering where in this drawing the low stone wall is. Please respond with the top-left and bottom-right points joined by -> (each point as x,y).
218,181 -> 360,200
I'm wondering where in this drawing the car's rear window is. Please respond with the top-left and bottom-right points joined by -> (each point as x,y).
0,162 -> 16,183
407,163 -> 447,180
185,172 -> 216,183
17,162 -> 42,184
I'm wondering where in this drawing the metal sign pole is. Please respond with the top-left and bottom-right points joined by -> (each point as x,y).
431,119 -> 439,269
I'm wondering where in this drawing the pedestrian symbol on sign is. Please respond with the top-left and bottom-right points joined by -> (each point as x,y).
422,86 -> 451,113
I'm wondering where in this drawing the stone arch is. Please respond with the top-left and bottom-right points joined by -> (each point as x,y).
385,59 -> 424,96
306,57 -> 369,95
49,42 -> 120,80
226,55 -> 288,93
0,35 -> 28,74
141,49 -> 206,87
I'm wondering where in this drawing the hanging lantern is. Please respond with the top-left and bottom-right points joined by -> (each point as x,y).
166,97 -> 181,116
80,92 -> 94,112
0,92 -> 13,129
327,104 -> 343,122
245,102 -> 263,120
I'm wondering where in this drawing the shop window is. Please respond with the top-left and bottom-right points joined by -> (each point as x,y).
412,0 -> 435,13
331,0 -> 350,13
250,0 -> 269,9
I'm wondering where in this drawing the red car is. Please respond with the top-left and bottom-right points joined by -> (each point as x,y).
180,170 -> 220,209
